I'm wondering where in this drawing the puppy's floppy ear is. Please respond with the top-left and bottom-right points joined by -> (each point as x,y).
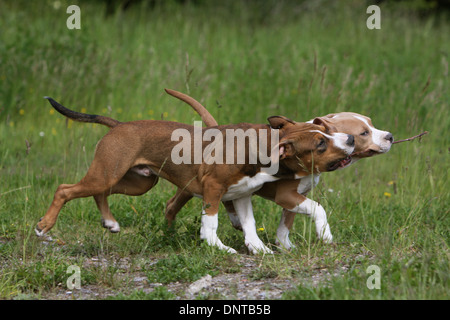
267,116 -> 296,129
313,117 -> 337,133
278,139 -> 296,160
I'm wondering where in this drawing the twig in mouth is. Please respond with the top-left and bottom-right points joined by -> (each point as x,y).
392,131 -> 428,144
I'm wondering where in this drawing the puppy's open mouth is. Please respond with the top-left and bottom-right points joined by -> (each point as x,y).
327,156 -> 352,171
351,149 -> 380,158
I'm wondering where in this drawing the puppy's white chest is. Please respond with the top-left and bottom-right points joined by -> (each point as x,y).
222,173 -> 279,201
296,174 -> 321,195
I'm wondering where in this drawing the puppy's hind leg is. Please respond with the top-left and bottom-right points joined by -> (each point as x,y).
94,193 -> 121,233
165,189 -> 193,227
36,138 -> 139,236
35,183 -> 75,237
36,178 -> 121,236
223,200 -> 242,231
97,172 -> 159,233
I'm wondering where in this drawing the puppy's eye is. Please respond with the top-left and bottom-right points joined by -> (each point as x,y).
360,130 -> 369,136
318,139 -> 326,148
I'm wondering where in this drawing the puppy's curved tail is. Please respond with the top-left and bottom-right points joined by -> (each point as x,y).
164,89 -> 218,127
44,97 -> 121,128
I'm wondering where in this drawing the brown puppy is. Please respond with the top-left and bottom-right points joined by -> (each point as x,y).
163,89 -> 393,250
35,96 -> 355,253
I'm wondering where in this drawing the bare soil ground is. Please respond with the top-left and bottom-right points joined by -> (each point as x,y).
41,255 -> 346,300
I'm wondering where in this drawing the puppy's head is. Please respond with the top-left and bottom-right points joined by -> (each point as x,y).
313,113 -> 393,163
268,116 -> 355,175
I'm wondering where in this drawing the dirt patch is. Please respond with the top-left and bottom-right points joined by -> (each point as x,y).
41,255 -> 344,300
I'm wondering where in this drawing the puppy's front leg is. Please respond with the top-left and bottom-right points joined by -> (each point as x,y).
274,184 -> 333,247
200,183 -> 237,253
287,198 -> 333,243
276,210 -> 296,250
232,196 -> 273,255
200,212 -> 236,253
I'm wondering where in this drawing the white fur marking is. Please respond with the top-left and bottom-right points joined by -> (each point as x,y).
276,215 -> 295,250
276,175 -> 322,249
102,219 -> 121,232
34,226 -> 53,241
288,198 -> 333,243
35,228 -> 45,237
222,172 -> 279,201
296,174 -> 321,194
309,130 -> 354,155
200,211 -> 237,253
233,196 -> 273,254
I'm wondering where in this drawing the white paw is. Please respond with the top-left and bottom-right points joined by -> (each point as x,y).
200,214 -> 237,254
102,219 -> 121,233
35,227 -> 45,237
276,226 -> 295,251
201,228 -> 237,253
317,225 -> 333,243
35,228 -> 53,241
245,238 -> 273,255
275,236 -> 295,251
320,232 -> 333,244
215,242 -> 238,254
35,222 -> 53,241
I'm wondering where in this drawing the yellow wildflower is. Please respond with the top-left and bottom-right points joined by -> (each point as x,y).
384,192 -> 391,198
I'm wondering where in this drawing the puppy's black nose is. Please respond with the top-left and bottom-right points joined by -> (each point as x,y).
346,134 -> 355,146
385,133 -> 393,143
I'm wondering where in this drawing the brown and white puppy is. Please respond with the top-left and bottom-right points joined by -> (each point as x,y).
274,112 -> 393,249
35,96 -> 354,254
163,89 -> 393,251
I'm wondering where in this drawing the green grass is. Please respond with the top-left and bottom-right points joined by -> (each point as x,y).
106,286 -> 177,300
0,0 -> 449,300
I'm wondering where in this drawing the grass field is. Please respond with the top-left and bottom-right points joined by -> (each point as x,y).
0,0 -> 449,300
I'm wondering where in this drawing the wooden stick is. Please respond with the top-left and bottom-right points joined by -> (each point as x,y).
392,131 -> 428,144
